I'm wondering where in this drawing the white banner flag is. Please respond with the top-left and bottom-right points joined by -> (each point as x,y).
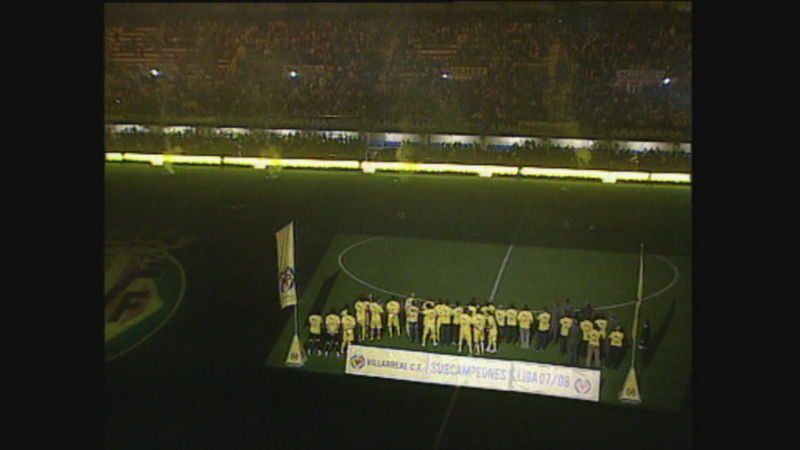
275,222 -> 298,309
345,345 -> 429,382
510,360 -> 601,402
345,345 -> 601,402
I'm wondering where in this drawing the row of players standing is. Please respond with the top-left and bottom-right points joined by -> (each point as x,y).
305,294 -> 632,369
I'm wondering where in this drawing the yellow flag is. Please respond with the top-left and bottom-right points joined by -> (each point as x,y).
275,222 -> 298,309
285,333 -> 307,367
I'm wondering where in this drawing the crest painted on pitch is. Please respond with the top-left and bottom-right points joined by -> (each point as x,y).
104,245 -> 185,361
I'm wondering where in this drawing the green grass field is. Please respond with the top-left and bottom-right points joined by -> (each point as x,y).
267,232 -> 691,411
106,163 -> 692,449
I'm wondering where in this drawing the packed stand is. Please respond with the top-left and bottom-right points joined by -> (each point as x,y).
105,5 -> 690,140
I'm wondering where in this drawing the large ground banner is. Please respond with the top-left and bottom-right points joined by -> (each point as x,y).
346,345 -> 601,402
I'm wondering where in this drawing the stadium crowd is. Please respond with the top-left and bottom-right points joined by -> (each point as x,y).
306,294 -> 631,371
105,4 -> 690,141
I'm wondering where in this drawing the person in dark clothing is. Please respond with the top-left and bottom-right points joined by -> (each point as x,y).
637,319 -> 652,369
580,302 -> 594,322
566,319 -> 582,366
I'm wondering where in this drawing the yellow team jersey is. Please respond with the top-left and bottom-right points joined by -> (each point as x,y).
437,304 -> 452,324
517,311 -> 533,329
537,312 -> 551,331
406,306 -> 420,323
459,313 -> 473,333
341,315 -> 356,340
308,315 -> 323,335
506,309 -> 518,326
486,315 -> 498,336
608,330 -> 624,347
387,301 -> 401,316
370,303 -> 384,325
423,308 -> 437,327
355,303 -> 368,326
325,314 -> 341,334
580,320 -> 594,341
472,313 -> 486,334
588,329 -> 601,346
559,316 -> 574,336
495,309 -> 506,326
594,319 -> 608,338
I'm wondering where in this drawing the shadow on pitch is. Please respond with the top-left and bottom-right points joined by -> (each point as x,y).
310,269 -> 340,315
640,296 -> 677,374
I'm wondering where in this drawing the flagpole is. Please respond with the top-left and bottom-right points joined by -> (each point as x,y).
619,242 -> 644,404
278,221 -> 306,366
292,221 -> 301,339
629,242 -> 645,368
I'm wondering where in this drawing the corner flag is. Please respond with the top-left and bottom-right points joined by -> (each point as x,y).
285,333 -> 307,366
276,221 -> 306,367
275,222 -> 298,309
619,243 -> 644,404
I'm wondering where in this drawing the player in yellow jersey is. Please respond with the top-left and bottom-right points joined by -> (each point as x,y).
369,298 -> 384,341
421,303 -> 438,347
535,307 -> 552,351
594,313 -> 609,359
406,300 -> 420,343
485,312 -> 498,354
386,297 -> 402,338
355,298 -> 369,342
505,304 -> 519,344
472,310 -> 486,356
340,310 -> 357,356
435,301 -> 452,347
451,302 -> 464,346
517,306 -> 534,349
495,305 -> 507,345
324,310 -> 342,357
306,312 -> 323,356
557,315 -> 575,355
586,323 -> 602,368
405,294 -> 417,337
579,315 -> 594,358
457,309 -> 474,355
606,326 -> 625,369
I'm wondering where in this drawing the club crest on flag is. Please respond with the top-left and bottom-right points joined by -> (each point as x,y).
279,266 -> 296,292
275,222 -> 298,309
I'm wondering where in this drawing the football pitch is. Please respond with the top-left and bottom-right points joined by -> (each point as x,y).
105,163 -> 692,449
267,233 -> 691,411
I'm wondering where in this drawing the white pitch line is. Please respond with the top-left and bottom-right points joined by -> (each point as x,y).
338,236 -> 408,299
595,254 -> 680,311
488,207 -> 528,302
488,244 -> 515,302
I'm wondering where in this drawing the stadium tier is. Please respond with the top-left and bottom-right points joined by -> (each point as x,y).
105,2 -> 690,143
